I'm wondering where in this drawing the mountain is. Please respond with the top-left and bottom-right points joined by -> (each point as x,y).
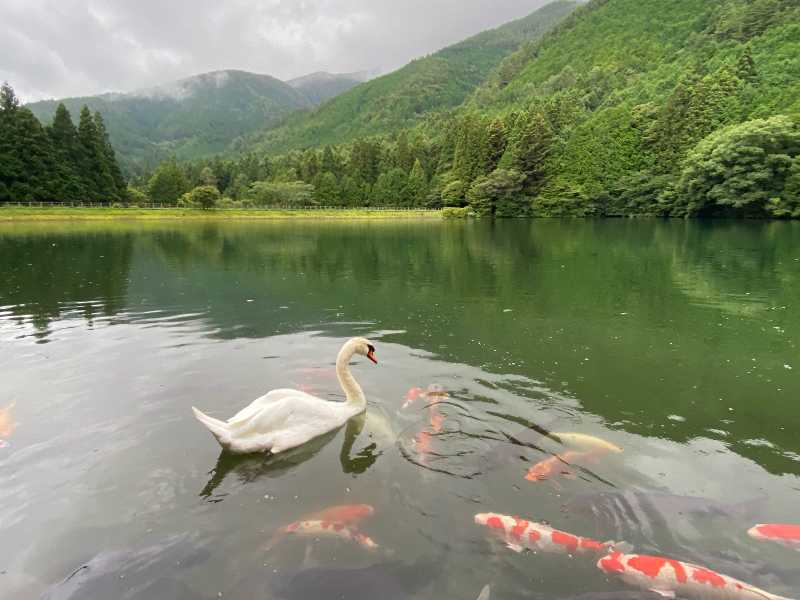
243,0 -> 580,154
208,0 -> 800,219
287,71 -> 374,105
461,0 -> 800,215
26,69 -> 366,175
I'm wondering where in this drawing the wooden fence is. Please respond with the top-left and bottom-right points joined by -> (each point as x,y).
1,202 -> 441,211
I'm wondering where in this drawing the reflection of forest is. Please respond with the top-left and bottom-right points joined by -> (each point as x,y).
1,221 -> 798,475
0,230 -> 134,331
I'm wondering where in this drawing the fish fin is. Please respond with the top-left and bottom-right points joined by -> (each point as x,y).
505,542 -> 525,553
476,584 -> 491,600
649,589 -> 675,599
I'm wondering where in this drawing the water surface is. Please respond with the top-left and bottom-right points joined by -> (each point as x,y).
1,220 -> 798,599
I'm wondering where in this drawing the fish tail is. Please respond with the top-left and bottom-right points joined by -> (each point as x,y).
192,407 -> 231,447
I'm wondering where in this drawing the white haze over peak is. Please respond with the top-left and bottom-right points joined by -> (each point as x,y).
1,0 -> 550,102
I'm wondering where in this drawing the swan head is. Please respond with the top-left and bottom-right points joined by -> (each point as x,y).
350,337 -> 378,365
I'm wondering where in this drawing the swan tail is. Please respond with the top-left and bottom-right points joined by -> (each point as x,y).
192,407 -> 231,447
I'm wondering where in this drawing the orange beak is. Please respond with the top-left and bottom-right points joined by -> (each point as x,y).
367,349 -> 378,364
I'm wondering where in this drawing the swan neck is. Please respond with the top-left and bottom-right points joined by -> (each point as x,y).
336,342 -> 365,408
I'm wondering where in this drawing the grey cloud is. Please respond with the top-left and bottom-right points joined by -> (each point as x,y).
1,0 -> 549,102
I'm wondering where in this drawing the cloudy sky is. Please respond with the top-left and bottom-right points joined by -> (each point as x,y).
1,0 -> 550,102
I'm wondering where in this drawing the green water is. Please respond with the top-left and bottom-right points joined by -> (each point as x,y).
0,220 -> 798,599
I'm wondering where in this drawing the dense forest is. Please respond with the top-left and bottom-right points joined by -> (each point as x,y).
132,0 -> 800,218
4,0 -> 800,217
0,83 -> 127,204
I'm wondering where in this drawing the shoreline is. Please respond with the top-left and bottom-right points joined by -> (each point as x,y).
0,207 -> 442,221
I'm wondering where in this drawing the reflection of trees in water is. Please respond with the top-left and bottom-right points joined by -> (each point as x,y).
0,231 -> 134,332
664,221 -> 800,316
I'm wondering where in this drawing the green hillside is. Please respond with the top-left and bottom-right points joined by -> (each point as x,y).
27,71 -> 312,176
244,0 -> 580,154
464,0 -> 800,215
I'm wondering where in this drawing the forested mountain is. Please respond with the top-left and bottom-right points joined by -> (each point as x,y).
287,71 -> 374,105
189,0 -> 798,218
26,70 -> 367,176
241,1 -> 580,154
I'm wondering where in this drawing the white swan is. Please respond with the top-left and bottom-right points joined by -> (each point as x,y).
192,337 -> 377,454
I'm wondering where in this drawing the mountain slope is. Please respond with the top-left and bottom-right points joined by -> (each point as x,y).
462,0 -> 800,214
27,70 -> 311,175
287,71 -> 374,105
244,0 -> 579,154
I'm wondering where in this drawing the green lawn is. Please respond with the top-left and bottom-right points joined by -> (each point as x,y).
0,207 -> 442,221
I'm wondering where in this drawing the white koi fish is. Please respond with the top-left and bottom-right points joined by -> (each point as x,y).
597,552 -> 796,600
475,512 -> 626,555
748,524 -> 800,552
280,520 -> 379,550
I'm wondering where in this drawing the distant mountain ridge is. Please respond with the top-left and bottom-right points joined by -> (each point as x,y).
243,0 -> 580,154
26,69 -> 371,174
287,70 -> 375,104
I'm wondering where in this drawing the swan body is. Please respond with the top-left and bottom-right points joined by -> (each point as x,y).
193,337 -> 377,454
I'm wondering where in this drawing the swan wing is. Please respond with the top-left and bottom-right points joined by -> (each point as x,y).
227,389 -> 321,427
227,395 -> 352,454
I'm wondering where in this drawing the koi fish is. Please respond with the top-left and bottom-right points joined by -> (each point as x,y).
308,504 -> 375,525
475,512 -> 626,556
552,432 -> 623,453
429,403 -> 446,433
280,520 -> 379,550
414,429 -> 433,465
0,401 -> 17,440
597,552 -> 796,600
525,450 -> 597,483
748,524 -> 800,552
403,387 -> 425,408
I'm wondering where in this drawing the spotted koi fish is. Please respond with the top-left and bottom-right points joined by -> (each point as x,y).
280,520 -> 379,550
597,552 -> 796,600
475,512 -> 626,556
748,524 -> 800,552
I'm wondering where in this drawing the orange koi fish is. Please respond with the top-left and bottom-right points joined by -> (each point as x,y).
0,401 -> 17,444
525,450 -> 591,483
403,387 -> 426,408
597,552 -> 795,600
748,524 -> 800,552
475,512 -> 626,556
308,504 -> 375,525
279,520 -> 379,550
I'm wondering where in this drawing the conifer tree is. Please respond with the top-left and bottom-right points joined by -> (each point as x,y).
48,104 -> 86,201
406,159 -> 428,206
509,110 -> 553,191
94,111 -> 127,200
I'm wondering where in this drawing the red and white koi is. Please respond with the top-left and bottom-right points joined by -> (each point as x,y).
597,552 -> 796,600
280,520 -> 379,550
748,524 -> 800,552
475,512 -> 625,556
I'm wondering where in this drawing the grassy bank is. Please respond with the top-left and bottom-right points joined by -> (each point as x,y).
0,207 -> 441,221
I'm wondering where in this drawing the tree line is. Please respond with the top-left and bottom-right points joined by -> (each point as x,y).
0,82 -> 127,204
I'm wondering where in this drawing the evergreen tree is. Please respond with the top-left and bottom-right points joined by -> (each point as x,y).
94,111 -> 127,200
395,131 -> 414,173
0,82 -> 21,202
78,106 -> 116,202
48,104 -> 86,201
486,118 -> 508,172
199,166 -> 218,188
509,110 -> 553,192
314,171 -> 342,205
406,159 -> 428,207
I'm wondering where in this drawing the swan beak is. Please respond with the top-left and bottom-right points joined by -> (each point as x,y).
367,350 -> 378,365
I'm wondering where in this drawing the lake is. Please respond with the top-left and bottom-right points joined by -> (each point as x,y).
0,219 -> 798,600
